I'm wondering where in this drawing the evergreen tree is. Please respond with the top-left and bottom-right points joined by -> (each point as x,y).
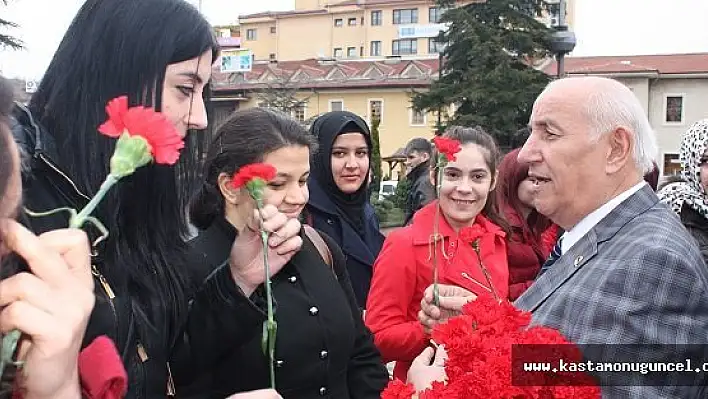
369,115 -> 382,197
1,1 -> 22,50
414,0 -> 553,149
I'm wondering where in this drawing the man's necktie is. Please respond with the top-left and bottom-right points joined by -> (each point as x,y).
538,238 -> 563,277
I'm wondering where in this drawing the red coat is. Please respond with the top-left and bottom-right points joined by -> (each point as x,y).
505,206 -> 560,301
364,201 -> 508,380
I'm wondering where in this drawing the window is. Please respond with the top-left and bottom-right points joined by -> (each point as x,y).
246,29 -> 257,40
393,8 -> 418,24
411,109 -> 425,125
292,104 -> 306,123
664,95 -> 684,123
429,7 -> 445,23
371,10 -> 382,26
360,46 -> 364,57
269,53 -> 276,60
329,100 -> 344,112
546,3 -> 559,22
334,18 -> 343,27
348,17 -> 357,26
369,99 -> 383,123
663,153 -> 681,176
361,17 -> 365,25
333,48 -> 343,58
428,38 -> 445,54
392,39 -> 417,55
370,41 -> 382,56
270,26 -> 277,34
347,47 -> 357,58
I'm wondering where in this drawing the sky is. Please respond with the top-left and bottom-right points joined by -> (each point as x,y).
1,0 -> 707,80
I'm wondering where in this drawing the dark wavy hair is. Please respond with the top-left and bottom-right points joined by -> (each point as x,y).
190,108 -> 317,230
432,125 -> 511,236
644,161 -> 659,191
0,76 -> 13,209
27,0 -> 219,351
496,148 -> 552,242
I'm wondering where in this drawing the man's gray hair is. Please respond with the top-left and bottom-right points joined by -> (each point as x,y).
547,77 -> 658,173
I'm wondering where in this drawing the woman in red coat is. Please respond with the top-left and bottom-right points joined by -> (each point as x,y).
364,126 -> 510,381
496,148 -> 560,301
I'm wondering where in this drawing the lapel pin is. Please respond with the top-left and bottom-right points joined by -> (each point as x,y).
574,256 -> 584,267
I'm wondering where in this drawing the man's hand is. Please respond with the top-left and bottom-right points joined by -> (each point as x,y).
418,284 -> 476,334
407,346 -> 448,392
0,221 -> 95,399
229,205 -> 303,296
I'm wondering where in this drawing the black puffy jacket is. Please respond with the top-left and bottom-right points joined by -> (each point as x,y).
681,203 -> 708,268
10,104 -> 266,398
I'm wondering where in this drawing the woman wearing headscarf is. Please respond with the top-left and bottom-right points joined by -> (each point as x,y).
303,111 -> 385,310
658,119 -> 708,265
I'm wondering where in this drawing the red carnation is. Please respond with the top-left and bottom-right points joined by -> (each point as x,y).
231,163 -> 278,189
459,225 -> 485,245
422,295 -> 600,398
381,379 -> 416,399
98,95 -> 185,165
432,136 -> 462,162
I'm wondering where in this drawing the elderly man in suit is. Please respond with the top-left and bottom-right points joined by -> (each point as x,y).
409,76 -> 708,397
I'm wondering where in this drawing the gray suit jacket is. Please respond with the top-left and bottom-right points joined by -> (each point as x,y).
515,185 -> 708,398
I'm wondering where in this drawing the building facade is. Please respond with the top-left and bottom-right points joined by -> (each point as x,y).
238,0 -> 574,63
211,0 -> 578,179
211,58 -> 440,179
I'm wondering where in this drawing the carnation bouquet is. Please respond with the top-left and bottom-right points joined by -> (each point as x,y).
381,295 -> 600,398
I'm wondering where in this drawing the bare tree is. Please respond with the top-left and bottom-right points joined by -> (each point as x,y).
254,71 -> 315,124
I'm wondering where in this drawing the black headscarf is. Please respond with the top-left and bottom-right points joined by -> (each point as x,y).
310,111 -> 373,235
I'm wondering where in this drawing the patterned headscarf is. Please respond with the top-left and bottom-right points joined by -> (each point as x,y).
658,119 -> 708,218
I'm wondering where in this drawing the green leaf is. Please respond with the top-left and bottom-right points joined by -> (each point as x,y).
0,330 -> 21,379
269,320 -> 278,355
261,321 -> 268,355
110,133 -> 153,178
247,179 -> 267,204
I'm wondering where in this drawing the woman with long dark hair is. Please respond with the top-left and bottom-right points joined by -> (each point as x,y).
496,148 -> 559,300
10,1 -> 301,397
0,74 -> 97,398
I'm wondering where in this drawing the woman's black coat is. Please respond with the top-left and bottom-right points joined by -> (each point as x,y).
11,105 -> 267,398
303,179 -> 384,309
187,216 -> 388,398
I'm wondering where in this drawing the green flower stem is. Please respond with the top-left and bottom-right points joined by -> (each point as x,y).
0,330 -> 22,376
0,137 -> 149,380
432,157 -> 445,307
2,175 -> 120,378
69,174 -> 119,229
256,199 -> 277,390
